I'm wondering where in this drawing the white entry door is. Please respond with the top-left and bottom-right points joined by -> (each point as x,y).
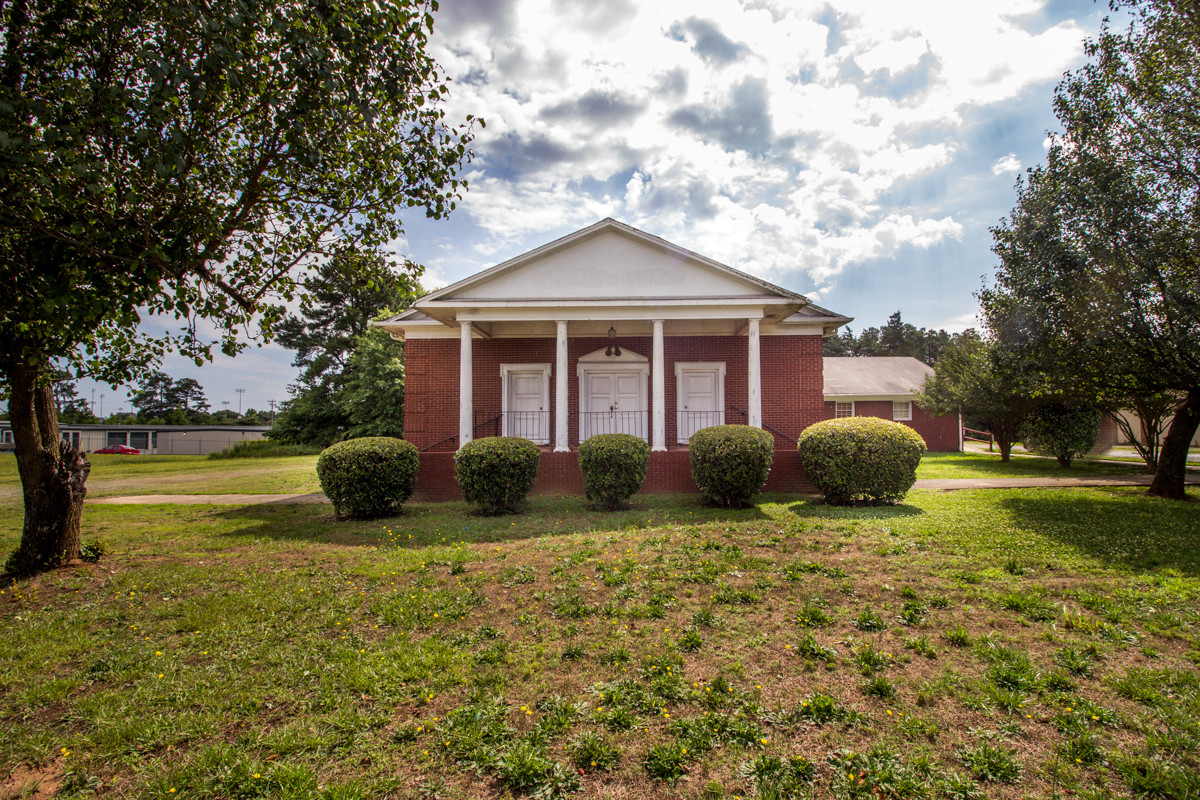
582,371 -> 646,442
676,362 -> 725,443
502,364 -> 550,444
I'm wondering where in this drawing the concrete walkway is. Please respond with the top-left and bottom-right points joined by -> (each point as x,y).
87,493 -> 331,505
85,474 -> 1200,505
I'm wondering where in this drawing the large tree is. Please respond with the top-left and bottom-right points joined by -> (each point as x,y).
914,331 -> 1036,462
982,0 -> 1200,499
270,247 -> 415,446
0,0 -> 477,572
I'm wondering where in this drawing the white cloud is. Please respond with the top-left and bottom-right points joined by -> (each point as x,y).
991,153 -> 1022,175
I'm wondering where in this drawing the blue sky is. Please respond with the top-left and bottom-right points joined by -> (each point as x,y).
74,0 -> 1117,417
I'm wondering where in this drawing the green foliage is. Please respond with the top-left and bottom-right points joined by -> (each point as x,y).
130,372 -> 209,421
822,310 -> 960,366
566,731 -> 622,773
958,742 -> 1022,783
688,425 -> 774,507
78,540 -> 107,564
578,433 -> 649,510
798,417 -> 926,505
914,332 -> 1033,461
209,440 -> 321,459
1021,403 -> 1102,468
0,0 -> 478,569
272,251 -> 417,447
454,437 -> 540,515
315,437 -> 419,519
981,0 -> 1200,497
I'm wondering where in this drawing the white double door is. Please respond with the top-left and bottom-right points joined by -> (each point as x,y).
581,370 -> 646,442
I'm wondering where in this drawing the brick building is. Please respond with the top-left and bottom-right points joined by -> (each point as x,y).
376,219 -> 955,499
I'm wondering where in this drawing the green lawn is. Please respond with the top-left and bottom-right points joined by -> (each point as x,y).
915,451 -> 1147,480
2,460 -> 1199,799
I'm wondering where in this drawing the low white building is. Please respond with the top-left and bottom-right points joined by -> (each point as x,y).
0,423 -> 270,455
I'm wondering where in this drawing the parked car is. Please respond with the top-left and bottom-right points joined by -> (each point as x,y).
94,444 -> 140,455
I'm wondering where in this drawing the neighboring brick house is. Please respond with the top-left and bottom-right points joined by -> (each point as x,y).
376,219 -> 953,499
822,357 -> 961,452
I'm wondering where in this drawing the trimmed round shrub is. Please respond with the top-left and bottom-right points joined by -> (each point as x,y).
454,436 -> 541,514
1022,404 -> 1102,467
578,433 -> 650,509
797,417 -> 926,505
316,437 -> 419,519
689,425 -> 775,507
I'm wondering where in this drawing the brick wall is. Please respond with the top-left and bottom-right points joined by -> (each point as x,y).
405,334 -> 826,451
822,400 -> 960,452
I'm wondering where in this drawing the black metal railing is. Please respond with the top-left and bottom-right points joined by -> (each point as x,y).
674,410 -> 725,441
502,411 -> 552,443
730,407 -> 797,445
579,410 -> 648,442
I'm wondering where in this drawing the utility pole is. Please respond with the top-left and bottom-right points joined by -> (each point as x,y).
99,394 -> 104,418
235,388 -> 246,415
268,399 -> 277,423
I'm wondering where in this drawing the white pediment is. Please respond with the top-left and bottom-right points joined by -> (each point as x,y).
420,220 -> 803,306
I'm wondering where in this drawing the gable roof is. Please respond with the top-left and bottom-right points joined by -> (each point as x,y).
823,357 -> 934,398
417,218 -> 808,307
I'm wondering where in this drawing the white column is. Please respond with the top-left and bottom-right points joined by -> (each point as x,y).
459,321 -> 473,447
748,318 -> 762,429
652,319 -> 666,451
555,320 -> 569,452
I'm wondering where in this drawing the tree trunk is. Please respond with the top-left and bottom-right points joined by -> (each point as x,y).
1147,391 -> 1200,500
6,362 -> 90,575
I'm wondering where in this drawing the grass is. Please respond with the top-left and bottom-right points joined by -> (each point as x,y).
915,450 -> 1147,480
1,456 -> 1200,798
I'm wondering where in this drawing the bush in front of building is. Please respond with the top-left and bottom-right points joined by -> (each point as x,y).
316,437 -> 419,518
454,436 -> 541,514
689,425 -> 775,507
797,417 -> 926,505
578,433 -> 650,509
1021,403 -> 1102,467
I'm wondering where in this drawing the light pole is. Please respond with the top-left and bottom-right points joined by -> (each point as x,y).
235,388 -> 246,415
99,394 -> 104,418
268,399 -> 277,423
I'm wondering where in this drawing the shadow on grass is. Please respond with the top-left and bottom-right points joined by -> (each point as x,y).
998,488 -> 1200,575
784,499 -> 926,521
214,493 -> 774,549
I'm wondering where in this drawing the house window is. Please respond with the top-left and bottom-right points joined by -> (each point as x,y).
675,362 -> 726,443
893,401 -> 912,421
2,430 -> 12,443
500,363 -> 551,444
106,431 -> 127,447
129,431 -> 150,450
835,401 -> 855,418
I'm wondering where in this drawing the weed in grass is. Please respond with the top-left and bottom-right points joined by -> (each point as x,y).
1054,644 -> 1096,676
944,626 -> 971,648
1111,754 -> 1200,798
561,643 -> 586,661
828,747 -> 935,798
795,632 -> 838,662
999,592 -> 1056,622
1003,557 -> 1027,576
593,704 -> 638,732
862,675 -> 897,700
796,600 -> 833,629
501,564 -> 536,586
474,640 -> 509,666
567,731 -> 622,772
1055,730 -> 1103,765
853,642 -> 894,674
677,627 -> 703,652
793,691 -> 855,725
713,585 -> 760,605
738,753 -> 816,798
903,635 -> 937,659
896,715 -> 940,741
900,600 -> 929,626
856,607 -> 887,632
940,772 -> 984,800
930,594 -> 951,609
599,646 -> 631,667
643,741 -> 690,784
958,742 -> 1022,783
494,741 -> 581,798
691,609 -> 723,628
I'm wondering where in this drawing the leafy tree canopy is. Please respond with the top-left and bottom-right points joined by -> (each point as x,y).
823,311 -> 962,366
0,0 -> 478,573
981,0 -> 1200,497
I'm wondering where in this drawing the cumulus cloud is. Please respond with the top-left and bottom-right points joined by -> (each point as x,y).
991,153 -> 1022,175
423,0 -> 1095,293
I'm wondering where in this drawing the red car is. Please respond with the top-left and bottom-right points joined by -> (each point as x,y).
94,444 -> 140,455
